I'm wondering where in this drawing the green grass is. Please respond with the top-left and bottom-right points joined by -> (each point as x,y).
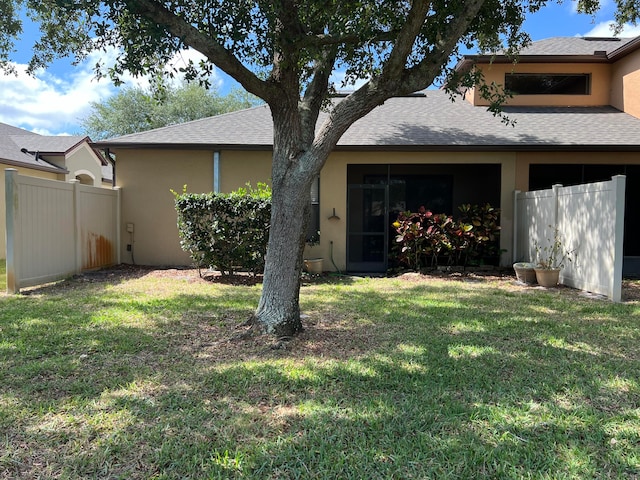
1,270 -> 639,479
0,259 -> 5,292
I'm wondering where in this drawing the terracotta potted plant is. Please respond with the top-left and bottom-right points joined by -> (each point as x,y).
513,262 -> 537,285
303,232 -> 323,274
534,226 -> 573,287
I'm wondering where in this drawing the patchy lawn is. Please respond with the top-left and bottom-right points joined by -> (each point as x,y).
0,259 -> 5,293
1,267 -> 639,479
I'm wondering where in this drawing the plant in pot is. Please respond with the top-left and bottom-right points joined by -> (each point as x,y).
303,232 -> 323,274
513,261 -> 537,285
534,226 -> 573,287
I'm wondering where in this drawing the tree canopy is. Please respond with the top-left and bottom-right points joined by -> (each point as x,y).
1,0 -> 635,335
80,82 -> 261,139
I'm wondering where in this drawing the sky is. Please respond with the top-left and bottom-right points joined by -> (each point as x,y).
2,1 -> 640,137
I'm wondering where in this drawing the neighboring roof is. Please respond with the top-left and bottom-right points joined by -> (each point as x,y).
10,134 -> 88,155
94,90 -> 640,152
0,122 -> 75,173
0,122 -> 111,175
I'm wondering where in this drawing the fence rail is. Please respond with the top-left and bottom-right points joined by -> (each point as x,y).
5,168 -> 120,293
514,175 -> 626,301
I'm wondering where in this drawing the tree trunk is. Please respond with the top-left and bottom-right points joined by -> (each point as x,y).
254,157 -> 313,336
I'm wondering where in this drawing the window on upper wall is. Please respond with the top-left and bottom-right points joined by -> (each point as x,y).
505,73 -> 591,95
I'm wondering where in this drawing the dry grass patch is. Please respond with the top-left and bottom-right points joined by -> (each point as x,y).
1,266 -> 639,479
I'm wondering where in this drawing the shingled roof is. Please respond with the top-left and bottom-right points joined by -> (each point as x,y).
0,123 -> 68,172
1,123 -> 116,183
505,36 -> 635,56
94,89 -> 640,152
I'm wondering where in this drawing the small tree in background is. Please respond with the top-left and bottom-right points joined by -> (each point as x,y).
81,82 -> 261,139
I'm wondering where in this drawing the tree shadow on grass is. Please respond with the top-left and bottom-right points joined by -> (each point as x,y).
1,273 -> 639,478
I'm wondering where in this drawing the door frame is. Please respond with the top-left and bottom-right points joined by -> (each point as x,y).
346,184 -> 389,272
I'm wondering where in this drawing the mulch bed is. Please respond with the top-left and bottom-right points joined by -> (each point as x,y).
10,263 -> 640,302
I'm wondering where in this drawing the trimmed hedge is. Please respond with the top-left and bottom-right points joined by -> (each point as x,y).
173,184 -> 271,275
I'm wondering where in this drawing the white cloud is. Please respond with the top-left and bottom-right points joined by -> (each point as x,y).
0,59 -> 116,135
165,49 -> 224,90
0,47 -> 223,136
582,21 -> 640,37
329,70 -> 370,93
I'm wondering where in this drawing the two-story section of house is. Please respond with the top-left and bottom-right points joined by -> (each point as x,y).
458,36 -> 640,273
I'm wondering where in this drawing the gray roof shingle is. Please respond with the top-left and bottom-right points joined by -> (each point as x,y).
512,36 -> 635,56
95,90 -> 640,151
0,122 -> 87,172
11,135 -> 87,154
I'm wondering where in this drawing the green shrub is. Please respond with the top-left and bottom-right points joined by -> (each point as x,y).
173,184 -> 271,275
392,203 -> 500,270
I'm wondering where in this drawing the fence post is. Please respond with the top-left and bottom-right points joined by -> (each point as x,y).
70,179 -> 82,274
611,175 -> 626,302
5,169 -> 19,293
114,186 -> 122,265
551,184 -> 562,230
513,190 -> 520,264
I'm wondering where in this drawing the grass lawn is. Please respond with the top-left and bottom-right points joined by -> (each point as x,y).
1,267 -> 639,479
0,259 -> 5,292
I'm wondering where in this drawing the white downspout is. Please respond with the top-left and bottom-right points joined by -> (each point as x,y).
213,151 -> 220,193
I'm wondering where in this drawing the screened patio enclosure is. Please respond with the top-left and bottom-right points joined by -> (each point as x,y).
346,164 -> 501,272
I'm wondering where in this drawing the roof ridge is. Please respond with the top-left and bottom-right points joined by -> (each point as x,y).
106,103 -> 269,141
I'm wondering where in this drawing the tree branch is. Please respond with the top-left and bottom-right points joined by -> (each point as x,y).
379,1 -> 431,83
299,46 -> 338,144
309,0 -> 489,164
398,0 -> 488,93
129,0 -> 277,102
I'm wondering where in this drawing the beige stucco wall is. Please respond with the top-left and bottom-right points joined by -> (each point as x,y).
114,147 -> 519,268
1,165 -> 61,260
472,62 -> 612,107
315,151 -> 517,270
64,143 -> 105,187
114,148 -> 218,266
218,150 -> 272,192
114,148 -> 272,266
113,147 -> 640,270
611,49 -> 640,118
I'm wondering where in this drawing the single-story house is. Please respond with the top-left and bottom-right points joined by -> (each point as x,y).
94,36 -> 640,274
1,122 -> 113,259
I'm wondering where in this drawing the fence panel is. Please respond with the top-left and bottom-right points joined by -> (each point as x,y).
79,184 -> 120,270
514,176 -> 625,301
5,169 -> 120,293
514,187 -> 557,266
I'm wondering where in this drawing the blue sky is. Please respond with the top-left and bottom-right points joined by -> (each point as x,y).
1,1 -> 639,136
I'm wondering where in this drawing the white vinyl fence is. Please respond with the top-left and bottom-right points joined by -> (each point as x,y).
514,175 -> 626,301
5,168 -> 120,293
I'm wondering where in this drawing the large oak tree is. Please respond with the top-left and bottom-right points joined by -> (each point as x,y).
1,0 -> 633,335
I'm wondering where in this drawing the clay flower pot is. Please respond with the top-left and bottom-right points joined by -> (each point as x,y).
534,267 -> 561,287
513,262 -> 537,285
304,258 -> 323,274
